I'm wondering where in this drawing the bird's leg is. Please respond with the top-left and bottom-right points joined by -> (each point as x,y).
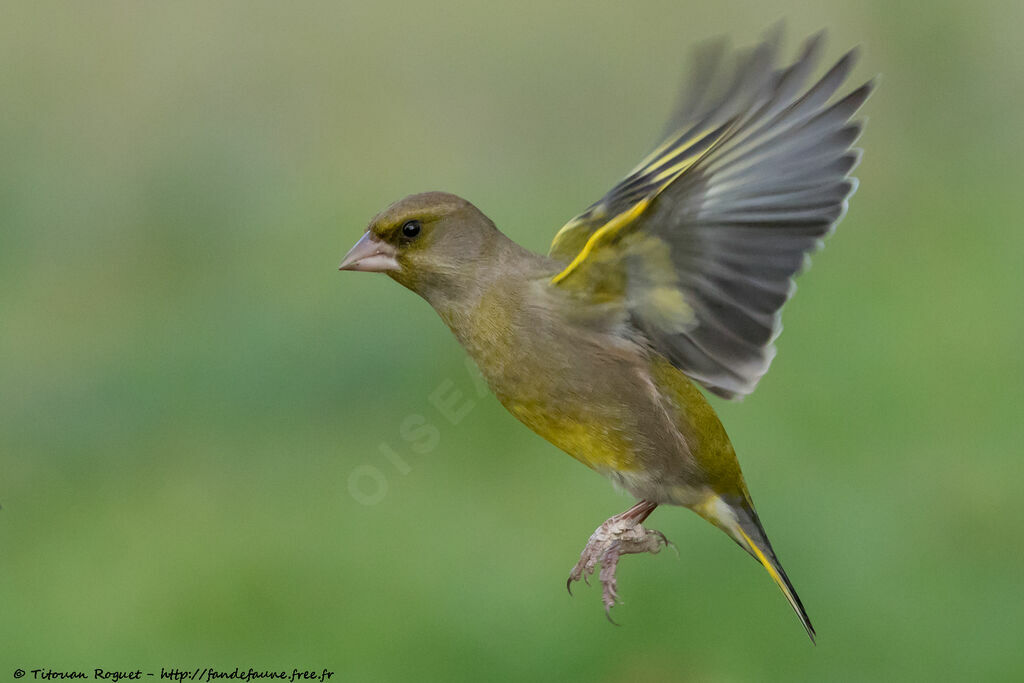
567,500 -> 669,621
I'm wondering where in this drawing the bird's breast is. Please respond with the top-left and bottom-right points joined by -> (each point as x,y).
445,285 -> 656,472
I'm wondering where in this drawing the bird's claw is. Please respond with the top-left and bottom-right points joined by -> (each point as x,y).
566,514 -> 668,621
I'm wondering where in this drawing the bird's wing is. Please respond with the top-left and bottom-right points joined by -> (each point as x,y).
548,30 -> 873,399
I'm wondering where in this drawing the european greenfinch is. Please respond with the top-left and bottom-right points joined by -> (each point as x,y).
340,30 -> 872,642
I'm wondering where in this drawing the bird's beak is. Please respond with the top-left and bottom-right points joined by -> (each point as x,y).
338,232 -> 400,272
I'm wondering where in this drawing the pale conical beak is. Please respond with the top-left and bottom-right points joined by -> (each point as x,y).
338,232 -> 400,272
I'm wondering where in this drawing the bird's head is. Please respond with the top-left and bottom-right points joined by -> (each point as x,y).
339,192 -> 499,300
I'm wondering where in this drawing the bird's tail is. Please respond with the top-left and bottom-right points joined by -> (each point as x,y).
695,494 -> 816,643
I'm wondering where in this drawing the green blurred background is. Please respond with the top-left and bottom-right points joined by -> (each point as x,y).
2,1 -> 1022,680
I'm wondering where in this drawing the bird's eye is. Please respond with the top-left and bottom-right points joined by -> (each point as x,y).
401,220 -> 421,238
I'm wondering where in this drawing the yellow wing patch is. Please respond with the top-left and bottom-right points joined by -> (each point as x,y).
548,120 -> 735,283
550,199 -> 650,285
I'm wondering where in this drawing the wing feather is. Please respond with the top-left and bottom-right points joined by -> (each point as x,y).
548,30 -> 873,398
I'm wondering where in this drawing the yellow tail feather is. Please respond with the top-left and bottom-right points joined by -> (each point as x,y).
734,525 -> 816,644
695,494 -> 816,643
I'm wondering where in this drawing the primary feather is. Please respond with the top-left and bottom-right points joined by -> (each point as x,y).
549,30 -> 873,398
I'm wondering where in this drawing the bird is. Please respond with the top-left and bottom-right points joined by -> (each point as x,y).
339,28 -> 872,642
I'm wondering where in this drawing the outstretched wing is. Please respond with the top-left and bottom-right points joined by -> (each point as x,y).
548,30 -> 873,398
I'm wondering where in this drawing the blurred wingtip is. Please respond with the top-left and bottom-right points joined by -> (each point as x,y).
762,19 -> 786,46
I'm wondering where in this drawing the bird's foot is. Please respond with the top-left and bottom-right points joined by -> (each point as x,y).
566,506 -> 669,622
